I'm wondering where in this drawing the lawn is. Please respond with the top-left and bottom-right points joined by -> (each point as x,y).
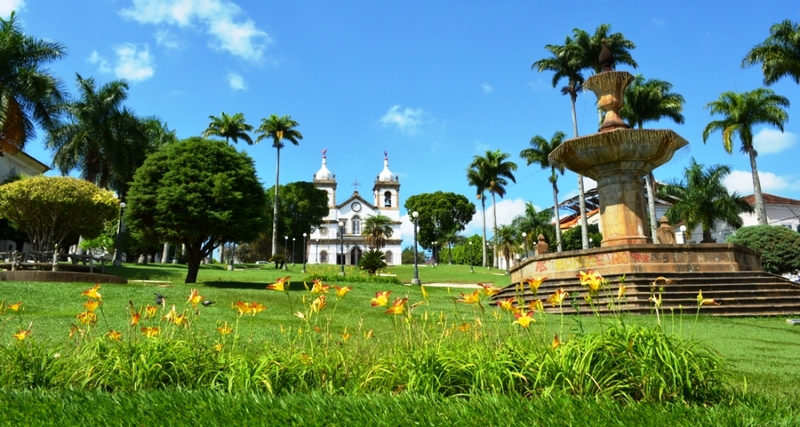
1,261 -> 799,426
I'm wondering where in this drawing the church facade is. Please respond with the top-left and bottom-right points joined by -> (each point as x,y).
307,151 -> 403,266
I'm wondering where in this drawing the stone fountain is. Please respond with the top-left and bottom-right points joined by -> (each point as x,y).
500,55 -> 800,316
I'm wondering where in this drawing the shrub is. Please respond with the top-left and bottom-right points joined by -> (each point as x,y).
358,249 -> 387,275
727,225 -> 800,274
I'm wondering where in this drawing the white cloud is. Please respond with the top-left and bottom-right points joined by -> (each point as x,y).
724,169 -> 800,195
526,80 -> 547,92
226,72 -> 245,90
88,51 -> 111,74
114,44 -> 155,82
481,82 -> 493,95
753,128 -> 797,154
154,29 -> 182,49
474,141 -> 491,153
465,198 -> 530,237
0,0 -> 24,17
379,105 -> 426,135
120,0 -> 271,63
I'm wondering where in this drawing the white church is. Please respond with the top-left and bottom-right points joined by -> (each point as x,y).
306,151 -> 403,266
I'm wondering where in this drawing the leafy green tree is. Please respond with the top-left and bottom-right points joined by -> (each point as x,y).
467,150 -> 516,268
620,74 -> 686,239
404,191 -> 476,255
362,214 -> 394,250
0,176 -> 118,251
358,249 -> 387,275
702,88 -> 789,225
466,165 -> 489,267
401,245 -> 426,265
256,114 -> 303,258
0,12 -> 66,155
658,158 -> 753,243
511,202 -> 556,253
742,20 -> 800,86
125,137 -> 268,283
495,224 -> 518,274
202,112 -> 254,145
264,181 -> 328,261
520,132 -> 565,252
440,229 -> 464,265
562,224 -> 602,251
727,225 -> 800,274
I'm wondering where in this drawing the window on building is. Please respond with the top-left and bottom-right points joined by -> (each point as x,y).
385,251 -> 393,264
320,251 -> 328,264
384,191 -> 392,207
352,216 -> 361,235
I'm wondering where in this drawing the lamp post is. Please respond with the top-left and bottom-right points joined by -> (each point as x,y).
469,241 -> 474,273
284,236 -> 288,270
113,202 -> 126,267
522,232 -> 528,259
589,237 -> 593,248
292,237 -> 296,265
302,233 -> 307,273
679,225 -> 688,244
338,221 -> 345,275
432,241 -> 437,268
411,211 -> 420,285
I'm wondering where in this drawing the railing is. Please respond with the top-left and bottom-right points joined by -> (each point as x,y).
0,250 -> 108,273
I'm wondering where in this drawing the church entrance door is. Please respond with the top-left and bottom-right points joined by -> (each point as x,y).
350,246 -> 362,265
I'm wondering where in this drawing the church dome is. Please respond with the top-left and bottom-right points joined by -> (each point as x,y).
377,152 -> 397,182
314,151 -> 334,181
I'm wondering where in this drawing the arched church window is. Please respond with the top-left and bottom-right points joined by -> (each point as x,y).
385,251 -> 393,264
384,191 -> 392,207
320,250 -> 328,264
352,216 -> 361,235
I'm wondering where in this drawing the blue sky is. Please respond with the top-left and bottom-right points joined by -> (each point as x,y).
5,0 -> 800,243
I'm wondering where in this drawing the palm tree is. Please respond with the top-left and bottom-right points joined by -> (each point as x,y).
47,74 -> 133,188
511,202 -> 557,255
620,74 -> 686,239
202,112 -> 254,145
441,229 -> 464,265
742,20 -> 800,86
520,131 -> 566,252
658,158 -> 753,243
0,12 -> 66,154
702,88 -> 789,225
495,224 -> 518,274
466,167 -> 489,267
362,214 -> 394,249
256,114 -> 303,257
469,150 -> 517,269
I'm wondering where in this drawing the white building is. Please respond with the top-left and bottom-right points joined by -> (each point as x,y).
307,151 -> 403,266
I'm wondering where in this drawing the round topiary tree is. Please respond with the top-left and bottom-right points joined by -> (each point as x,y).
727,225 -> 800,275
0,176 -> 119,251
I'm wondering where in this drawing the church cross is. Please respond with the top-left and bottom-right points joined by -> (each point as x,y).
351,179 -> 361,192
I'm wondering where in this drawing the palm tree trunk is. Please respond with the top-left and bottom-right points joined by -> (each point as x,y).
271,147 -> 281,256
491,193 -> 499,269
570,95 -> 589,249
552,181 -> 562,252
480,197 -> 487,267
749,151 -> 768,225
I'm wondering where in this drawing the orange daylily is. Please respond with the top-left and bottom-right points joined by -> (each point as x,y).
546,288 -> 568,306
8,301 -> 22,312
13,328 -> 31,341
141,327 -> 160,338
333,285 -> 353,299
84,299 -> 100,312
187,289 -> 204,307
458,290 -> 482,305
310,296 -> 327,313
385,298 -> 408,315
81,284 -> 102,300
107,330 -> 122,341
697,290 -> 721,306
523,277 -> 547,294
617,284 -> 628,299
479,283 -> 501,297
76,311 -> 98,325
552,334 -> 562,349
130,312 -> 141,326
513,311 -> 535,328
497,297 -> 516,312
577,270 -> 604,296
233,301 -> 251,315
371,291 -> 391,307
311,279 -> 330,294
213,343 -> 224,352
163,305 -> 179,322
217,322 -> 233,335
144,305 -> 158,318
249,302 -> 267,315
267,276 -> 291,292
458,323 -> 471,332
528,299 -> 544,312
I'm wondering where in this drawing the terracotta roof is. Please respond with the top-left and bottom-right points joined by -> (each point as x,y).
742,193 -> 800,206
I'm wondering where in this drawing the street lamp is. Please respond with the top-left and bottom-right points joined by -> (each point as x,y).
486,242 -> 491,270
679,225 -> 688,244
292,237 -> 296,265
522,232 -> 528,259
411,211 -> 420,285
113,202 -> 126,267
469,241 -> 474,273
284,236 -> 288,270
338,221 -> 345,275
432,241 -> 437,268
302,232 -> 307,273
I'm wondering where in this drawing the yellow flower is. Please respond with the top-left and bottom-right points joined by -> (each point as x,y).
141,327 -> 160,338
696,290 -> 721,306
341,328 -> 351,341
81,284 -> 102,300
578,270 -> 604,296
385,298 -> 408,315
233,301 -> 251,315
76,311 -> 98,325
617,284 -> 628,299
217,322 -> 233,335
267,276 -> 291,292
529,299 -> 544,312
311,279 -> 330,294
310,295 -> 326,313
162,304 -> 179,322
145,305 -> 158,318
13,328 -> 31,341
371,291 -> 391,307
249,302 -> 267,315
84,299 -> 100,312
513,311 -> 535,328
173,313 -> 188,326
107,330 -> 122,341
333,285 -> 352,299
8,301 -> 22,312
546,288 -> 567,307
187,289 -> 204,307
479,283 -> 501,297
214,343 -> 224,352
458,290 -> 482,305
130,312 -> 141,326
420,285 -> 429,302
458,323 -> 471,332
523,277 -> 547,294
498,297 -> 516,312
552,334 -> 562,349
